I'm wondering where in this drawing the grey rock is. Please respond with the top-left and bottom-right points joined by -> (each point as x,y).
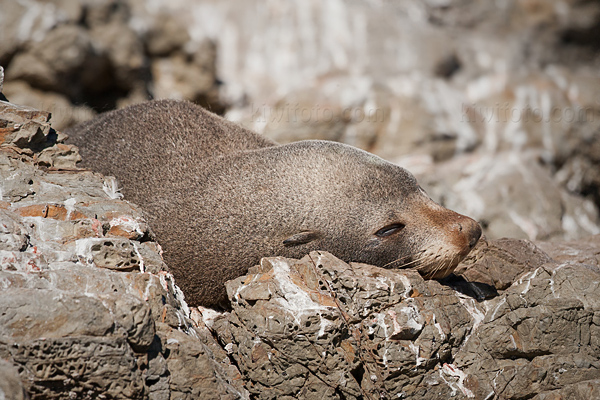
0,99 -> 248,399
2,80 -> 95,132
145,15 -> 191,57
218,234 -> 600,399
6,25 -> 94,94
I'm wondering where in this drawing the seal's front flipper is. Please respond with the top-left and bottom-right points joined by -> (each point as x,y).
282,231 -> 322,247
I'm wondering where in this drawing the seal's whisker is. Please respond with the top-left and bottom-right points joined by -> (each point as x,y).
383,252 -> 429,268
394,254 -> 435,270
381,252 -> 422,269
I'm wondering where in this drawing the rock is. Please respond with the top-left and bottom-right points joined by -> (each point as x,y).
2,1 -> 600,397
218,236 -> 600,399
2,80 -> 95,132
453,247 -> 600,399
151,53 -> 215,103
0,0 -> 82,66
536,234 -> 600,268
6,25 -> 95,95
145,15 -> 191,57
88,21 -> 146,91
0,99 -> 248,399
150,39 -> 224,113
0,100 -> 52,151
0,0 -> 223,121
82,0 -> 130,28
454,238 -> 553,292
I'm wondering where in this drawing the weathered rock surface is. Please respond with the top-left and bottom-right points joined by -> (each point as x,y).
217,238 -> 600,400
0,98 -> 247,399
1,92 -> 600,399
0,0 -> 223,129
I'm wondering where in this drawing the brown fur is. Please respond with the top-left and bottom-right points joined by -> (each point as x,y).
67,99 -> 481,308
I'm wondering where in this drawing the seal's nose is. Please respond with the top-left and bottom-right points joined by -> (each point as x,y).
466,219 -> 482,248
452,214 -> 481,249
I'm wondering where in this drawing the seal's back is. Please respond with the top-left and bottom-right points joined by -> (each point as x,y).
67,99 -> 276,208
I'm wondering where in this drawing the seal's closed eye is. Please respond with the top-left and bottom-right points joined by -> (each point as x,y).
283,231 -> 322,246
375,223 -> 405,237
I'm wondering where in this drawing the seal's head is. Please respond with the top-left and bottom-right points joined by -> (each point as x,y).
203,140 -> 481,284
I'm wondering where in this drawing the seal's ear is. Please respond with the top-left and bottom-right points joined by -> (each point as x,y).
282,231 -> 321,247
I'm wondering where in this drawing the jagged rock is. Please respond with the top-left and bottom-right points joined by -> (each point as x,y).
0,100 -> 53,151
217,235 -> 600,399
2,80 -> 95,132
0,99 -> 248,399
145,15 -> 191,57
6,25 -> 95,94
0,0 -> 224,117
455,238 -> 553,292
454,240 -> 600,399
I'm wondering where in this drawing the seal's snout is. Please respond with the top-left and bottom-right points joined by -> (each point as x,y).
412,206 -> 483,280
467,220 -> 482,248
451,214 -> 482,251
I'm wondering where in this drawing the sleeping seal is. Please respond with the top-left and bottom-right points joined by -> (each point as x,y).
67,99 -> 481,308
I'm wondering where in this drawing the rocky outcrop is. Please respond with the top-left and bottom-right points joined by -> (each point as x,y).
0,97 -> 246,399
1,94 -> 600,399
2,1 -> 600,395
0,0 -> 223,130
216,239 -> 600,399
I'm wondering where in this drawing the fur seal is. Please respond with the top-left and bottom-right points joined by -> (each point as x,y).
67,99 -> 481,308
